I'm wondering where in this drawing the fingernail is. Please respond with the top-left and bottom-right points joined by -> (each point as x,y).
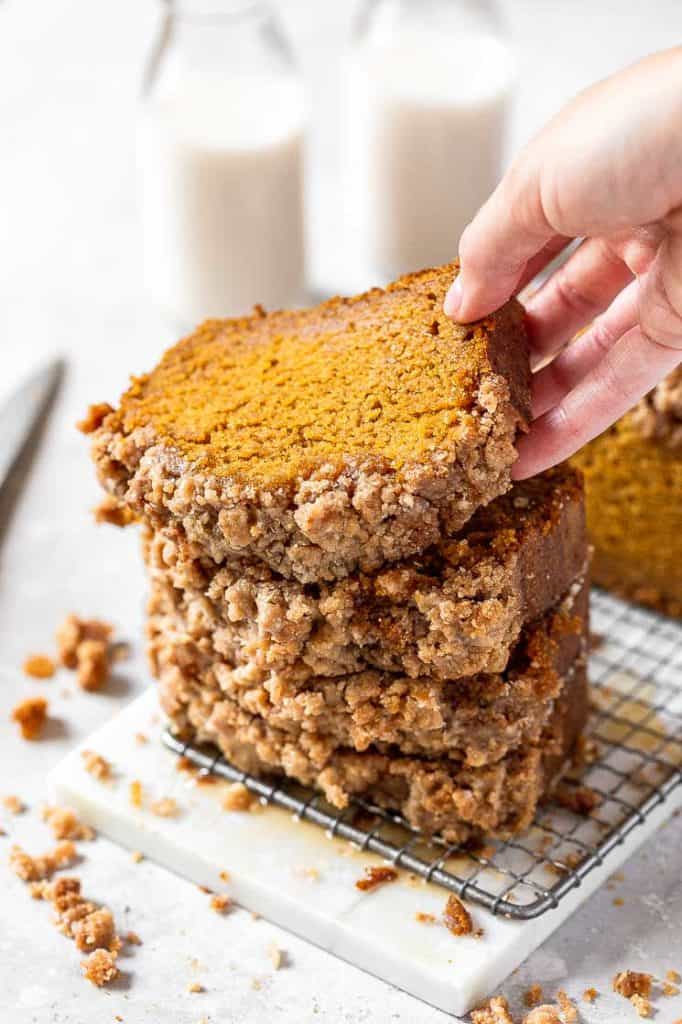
444,277 -> 463,318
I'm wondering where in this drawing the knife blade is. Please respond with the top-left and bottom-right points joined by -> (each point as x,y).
0,359 -> 64,495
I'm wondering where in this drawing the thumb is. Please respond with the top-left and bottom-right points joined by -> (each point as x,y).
444,161 -> 556,322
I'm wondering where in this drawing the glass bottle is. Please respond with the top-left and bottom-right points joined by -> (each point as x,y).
139,0 -> 306,328
343,0 -> 514,285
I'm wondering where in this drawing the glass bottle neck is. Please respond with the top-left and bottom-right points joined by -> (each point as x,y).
144,0 -> 295,96
355,0 -> 505,42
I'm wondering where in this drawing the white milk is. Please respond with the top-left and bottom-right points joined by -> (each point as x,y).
345,31 -> 513,280
139,74 -> 305,326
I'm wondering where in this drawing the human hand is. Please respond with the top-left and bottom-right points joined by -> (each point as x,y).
444,47 -> 682,478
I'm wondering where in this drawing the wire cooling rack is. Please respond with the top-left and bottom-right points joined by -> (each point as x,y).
162,588 -> 682,920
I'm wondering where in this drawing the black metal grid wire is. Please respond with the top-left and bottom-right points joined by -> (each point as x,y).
162,588 -> 682,920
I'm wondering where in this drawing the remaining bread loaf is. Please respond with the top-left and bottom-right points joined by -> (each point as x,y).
572,366 -> 682,618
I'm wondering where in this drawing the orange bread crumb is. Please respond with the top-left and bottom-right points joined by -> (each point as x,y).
471,996 -> 514,1024
355,866 -> 398,892
523,984 -> 544,1008
11,696 -> 48,740
76,639 -> 110,692
443,894 -> 473,937
150,797 -> 178,818
23,654 -> 56,680
42,805 -> 95,841
81,948 -> 119,987
56,614 -> 112,670
81,750 -> 112,781
221,783 -> 253,812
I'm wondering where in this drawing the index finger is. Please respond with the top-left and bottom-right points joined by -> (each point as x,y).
444,165 -> 556,322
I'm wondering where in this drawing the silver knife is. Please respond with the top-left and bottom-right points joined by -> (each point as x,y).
0,359 -> 64,495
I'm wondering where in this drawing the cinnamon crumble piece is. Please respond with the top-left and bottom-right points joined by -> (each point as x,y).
523,984 -> 544,1008
210,893 -> 231,914
355,866 -> 398,891
667,970 -> 681,984
81,749 -> 112,781
11,696 -> 48,740
187,982 -> 204,993
135,732 -> 148,745
77,402 -> 114,435
150,797 -> 178,818
56,614 -> 113,670
554,783 -> 601,815
663,982 -> 680,997
268,942 -> 285,970
221,782 -> 253,812
471,996 -> 514,1024
630,994 -> 652,1018
443,893 -> 473,936
523,1008 -> 562,1024
129,780 -> 143,808
81,948 -> 119,987
9,840 -> 78,881
219,870 -> 230,882
556,990 -> 577,1022
72,907 -> 116,952
613,971 -> 653,999
125,930 -> 142,946
583,987 -> 598,1002
76,639 -> 110,692
23,654 -> 56,680
93,495 -> 136,528
2,794 -> 25,815
42,805 -> 95,841
415,912 -> 436,924
131,850 -> 144,863
292,866 -> 319,881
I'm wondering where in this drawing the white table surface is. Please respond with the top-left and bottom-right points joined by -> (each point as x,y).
1,2 -> 681,1022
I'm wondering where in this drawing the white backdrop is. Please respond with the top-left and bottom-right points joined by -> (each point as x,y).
1,4 -> 681,1022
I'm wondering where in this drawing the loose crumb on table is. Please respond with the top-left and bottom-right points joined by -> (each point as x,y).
81,749 -> 112,781
523,1007 -> 562,1024
210,893 -> 231,914
81,948 -> 119,987
23,654 -> 56,680
355,866 -> 398,892
268,942 -> 285,970
556,990 -> 578,1022
2,795 -> 25,815
9,841 -> 77,881
42,805 -> 95,841
613,971 -> 653,999
523,984 -> 544,1008
129,780 -> 143,808
150,797 -> 179,818
11,696 -> 48,740
443,893 -> 474,937
56,613 -> 113,671
76,639 -> 110,692
470,995 -> 514,1024
221,782 -> 253,812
